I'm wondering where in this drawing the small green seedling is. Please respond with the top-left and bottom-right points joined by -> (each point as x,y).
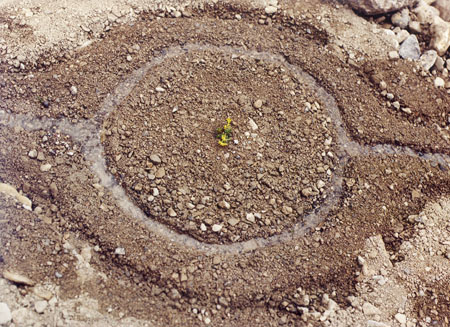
217,118 -> 232,146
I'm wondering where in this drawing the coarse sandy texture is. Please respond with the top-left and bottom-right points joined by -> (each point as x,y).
0,0 -> 450,327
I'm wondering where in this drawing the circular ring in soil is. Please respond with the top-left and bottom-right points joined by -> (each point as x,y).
101,44 -> 341,245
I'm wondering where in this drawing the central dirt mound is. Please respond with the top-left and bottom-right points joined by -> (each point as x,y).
102,46 -> 337,243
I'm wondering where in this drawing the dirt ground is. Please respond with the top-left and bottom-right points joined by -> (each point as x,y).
0,0 -> 450,326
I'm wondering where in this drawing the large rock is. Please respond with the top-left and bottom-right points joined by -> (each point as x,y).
414,0 -> 440,24
433,0 -> 450,21
345,0 -> 417,15
430,16 -> 450,55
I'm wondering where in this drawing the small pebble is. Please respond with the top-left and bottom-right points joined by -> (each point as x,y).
265,6 -> 277,14
150,154 -> 161,164
253,99 -> 263,108
212,224 -> 222,232
434,77 -> 445,88
70,86 -> 78,96
34,300 -> 47,314
40,164 -> 52,172
167,208 -> 177,217
28,149 -> 37,158
218,200 -> 230,210
246,213 -> 255,223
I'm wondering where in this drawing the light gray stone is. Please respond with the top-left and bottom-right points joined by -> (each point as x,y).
0,303 -> 12,325
399,34 -> 420,59
362,302 -> 382,316
391,8 -> 410,28
420,50 -> 438,70
414,1 -> 440,24
265,6 -> 277,14
345,0 -> 416,15
34,300 -> 47,314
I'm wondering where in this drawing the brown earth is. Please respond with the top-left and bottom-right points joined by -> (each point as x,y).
1,1 -> 450,326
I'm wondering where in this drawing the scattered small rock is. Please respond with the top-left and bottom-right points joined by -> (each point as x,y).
70,85 -> 78,96
115,247 -> 126,255
419,50 -> 438,71
28,149 -> 37,158
253,99 -> 263,109
395,313 -> 407,324
218,200 -> 230,210
3,270 -> 35,286
391,8 -> 409,29
265,6 -> 277,15
167,207 -> 177,217
362,302 -> 381,316
155,168 -> 165,178
212,224 -> 222,232
228,218 -> 239,226
150,154 -> 161,164
434,76 -> 445,88
248,118 -> 258,131
246,213 -> 255,223
40,163 -> 52,172
34,300 -> 47,314
388,51 -> 400,59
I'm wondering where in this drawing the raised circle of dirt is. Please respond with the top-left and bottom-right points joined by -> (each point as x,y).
102,47 -> 338,243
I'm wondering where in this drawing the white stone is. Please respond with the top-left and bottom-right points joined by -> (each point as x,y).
362,302 -> 382,316
0,303 -> 12,325
115,247 -> 125,255
212,224 -> 222,232
265,6 -> 277,14
70,85 -> 78,95
420,50 -> 438,70
346,0 -> 415,15
155,86 -> 165,92
395,313 -> 407,324
40,163 -> 52,172
246,213 -> 255,223
434,77 -> 445,87
34,300 -> 47,314
167,208 -> 177,217
396,29 -> 410,43
28,149 -> 37,158
388,51 -> 400,59
248,118 -> 258,131
391,8 -> 410,29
